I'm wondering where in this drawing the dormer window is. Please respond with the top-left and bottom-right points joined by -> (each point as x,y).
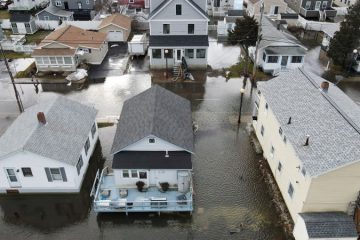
149,138 -> 155,143
176,4 -> 182,15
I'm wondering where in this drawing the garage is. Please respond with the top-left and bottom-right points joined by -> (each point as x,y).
107,30 -> 124,42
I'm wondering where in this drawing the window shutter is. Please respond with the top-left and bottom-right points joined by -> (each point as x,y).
45,168 -> 52,182
60,167 -> 67,182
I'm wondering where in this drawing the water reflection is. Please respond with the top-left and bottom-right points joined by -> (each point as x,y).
0,142 -> 105,230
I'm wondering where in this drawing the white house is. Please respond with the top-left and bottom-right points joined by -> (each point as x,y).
249,17 -> 307,75
10,13 -> 38,35
0,95 -> 98,194
97,13 -> 132,42
246,0 -> 288,17
148,0 -> 209,69
293,212 -> 357,240
32,25 -> 108,72
252,68 -> 360,238
217,10 -> 244,37
208,0 -> 243,17
8,0 -> 48,11
93,85 -> 194,213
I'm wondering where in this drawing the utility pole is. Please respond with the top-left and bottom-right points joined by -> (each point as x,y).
0,44 -> 24,113
251,0 -> 264,87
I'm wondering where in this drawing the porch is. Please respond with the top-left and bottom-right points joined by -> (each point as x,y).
92,169 -> 194,213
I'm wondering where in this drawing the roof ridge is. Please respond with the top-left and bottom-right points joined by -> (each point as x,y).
150,85 -> 159,135
299,68 -> 360,135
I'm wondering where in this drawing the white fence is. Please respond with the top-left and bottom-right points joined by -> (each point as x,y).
297,16 -> 340,32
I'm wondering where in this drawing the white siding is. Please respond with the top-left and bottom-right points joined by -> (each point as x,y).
154,0 -> 206,20
293,216 -> 309,240
120,135 -> 185,152
150,20 -> 207,35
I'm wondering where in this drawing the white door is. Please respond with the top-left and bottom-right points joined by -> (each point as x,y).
107,30 -> 124,42
5,168 -> 21,188
177,171 -> 190,193
175,49 -> 183,63
315,1 -> 321,10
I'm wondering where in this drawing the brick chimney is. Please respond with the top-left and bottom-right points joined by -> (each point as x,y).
320,81 -> 329,93
37,112 -> 46,124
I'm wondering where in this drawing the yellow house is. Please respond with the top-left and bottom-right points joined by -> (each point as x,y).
253,68 -> 359,238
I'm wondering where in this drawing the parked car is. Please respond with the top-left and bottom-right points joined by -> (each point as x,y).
0,0 -> 11,9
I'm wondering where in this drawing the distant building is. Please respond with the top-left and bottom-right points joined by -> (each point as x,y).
246,0 -> 288,17
252,68 -> 360,238
249,17 -> 307,75
50,0 -> 95,20
208,0 -> 243,17
8,0 -> 49,11
10,12 -> 38,35
148,0 -> 209,69
36,4 -> 74,21
32,25 -> 108,72
97,13 -> 132,42
285,0 -> 337,20
333,0 -> 358,7
0,96 -> 98,193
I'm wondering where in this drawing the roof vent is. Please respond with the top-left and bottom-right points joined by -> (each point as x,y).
303,135 -> 310,146
37,112 -> 46,125
287,117 -> 292,125
320,81 -> 329,93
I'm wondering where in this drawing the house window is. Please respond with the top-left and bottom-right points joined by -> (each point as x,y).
131,170 -> 138,178
262,53 -> 266,61
22,168 -> 33,177
152,49 -> 161,59
43,57 -> 50,64
35,57 -> 43,64
164,49 -> 173,58
129,0 -> 134,4
291,56 -> 303,63
56,57 -> 64,64
122,170 -> 129,178
196,49 -> 206,58
76,155 -> 83,175
264,103 -> 268,115
64,57 -> 72,64
84,137 -> 90,155
305,1 -> 311,9
55,1 -> 61,6
277,162 -> 282,172
25,23 -> 30,27
50,57 -> 57,64
91,123 -> 96,138
267,56 -> 279,63
163,24 -> 170,34
139,171 -> 147,179
176,4 -> 182,15
279,127 -> 283,136
44,16 -> 50,20
270,146 -> 275,158
301,167 -> 306,177
50,168 -> 63,181
322,1 -> 328,8
260,125 -> 264,136
288,183 -> 294,198
188,24 -> 194,34
78,2 -> 82,9
149,138 -> 155,143
185,49 -> 194,58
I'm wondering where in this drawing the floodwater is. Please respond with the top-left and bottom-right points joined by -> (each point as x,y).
0,71 -> 286,239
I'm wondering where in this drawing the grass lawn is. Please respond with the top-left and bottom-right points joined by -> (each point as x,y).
0,10 -> 10,19
25,30 -> 52,44
3,51 -> 31,59
226,60 -> 270,81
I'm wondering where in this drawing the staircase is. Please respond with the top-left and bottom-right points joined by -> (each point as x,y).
172,64 -> 181,80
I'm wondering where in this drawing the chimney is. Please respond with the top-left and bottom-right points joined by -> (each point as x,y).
37,112 -> 46,124
287,117 -> 292,125
320,81 -> 329,93
303,135 -> 310,146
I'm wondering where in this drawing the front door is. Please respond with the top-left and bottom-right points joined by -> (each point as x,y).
281,56 -> 288,68
175,49 -> 182,63
315,1 -> 321,10
273,6 -> 279,14
64,1 -> 69,10
5,168 -> 21,188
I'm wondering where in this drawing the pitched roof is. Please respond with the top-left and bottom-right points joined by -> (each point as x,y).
111,85 -> 194,154
149,35 -> 209,47
39,25 -> 107,49
36,5 -> 74,17
257,68 -> 360,177
299,212 -> 357,238
0,95 -> 97,166
10,12 -> 32,22
98,13 -> 132,30
259,17 -> 306,50
112,151 -> 192,169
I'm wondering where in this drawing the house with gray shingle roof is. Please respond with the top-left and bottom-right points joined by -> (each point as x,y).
92,85 -> 194,213
293,212 -> 357,239
148,0 -> 209,70
0,95 -> 98,194
249,17 -> 307,75
252,68 -> 360,237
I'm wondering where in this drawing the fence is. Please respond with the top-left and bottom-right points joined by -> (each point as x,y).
297,16 -> 340,32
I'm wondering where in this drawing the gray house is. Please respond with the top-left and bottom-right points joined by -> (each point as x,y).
51,0 -> 95,20
285,0 -> 337,20
148,0 -> 210,70
36,4 -> 74,21
10,13 -> 38,35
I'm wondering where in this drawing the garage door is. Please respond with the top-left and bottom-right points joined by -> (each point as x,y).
107,30 -> 124,42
